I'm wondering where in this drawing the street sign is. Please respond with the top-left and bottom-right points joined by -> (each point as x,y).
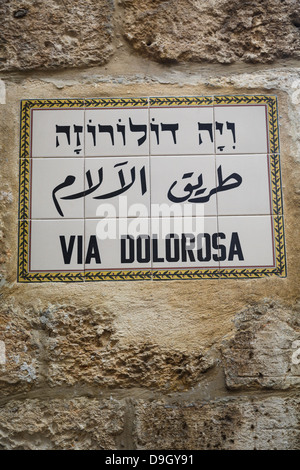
18,96 -> 286,282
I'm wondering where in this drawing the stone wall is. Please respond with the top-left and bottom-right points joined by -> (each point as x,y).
0,0 -> 299,450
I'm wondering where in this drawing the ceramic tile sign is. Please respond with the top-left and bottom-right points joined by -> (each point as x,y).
18,96 -> 286,282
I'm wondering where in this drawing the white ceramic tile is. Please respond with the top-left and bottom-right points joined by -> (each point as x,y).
29,219 -> 84,272
85,108 -> 149,156
216,154 -> 272,216
31,109 -> 85,157
84,218 -> 151,271
30,158 -> 85,219
151,216 -> 219,269
150,155 -> 217,217
218,215 -> 275,268
84,157 -> 150,219
150,106 -> 214,155
214,104 -> 268,154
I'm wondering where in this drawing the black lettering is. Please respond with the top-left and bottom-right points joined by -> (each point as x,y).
198,122 -> 213,145
77,234 -> 83,264
166,234 -> 180,262
129,118 -> 147,146
85,235 -> 101,264
87,121 -> 96,146
56,125 -> 70,147
212,232 -> 226,262
137,235 -> 150,263
98,124 -> 114,145
152,235 -> 164,263
161,123 -> 179,144
73,124 -> 83,147
228,232 -> 244,261
59,235 -> 75,264
117,119 -> 126,145
181,234 -> 196,262
150,118 -> 159,144
197,233 -> 211,262
121,235 -> 134,263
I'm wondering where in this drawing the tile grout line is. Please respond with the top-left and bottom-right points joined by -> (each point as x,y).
83,99 -> 86,282
148,97 -> 153,281
212,95 -> 221,277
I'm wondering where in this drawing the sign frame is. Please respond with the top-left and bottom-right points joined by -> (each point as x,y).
18,95 -> 286,282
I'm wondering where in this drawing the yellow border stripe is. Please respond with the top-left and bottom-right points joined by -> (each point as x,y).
152,269 -> 219,280
85,98 -> 148,108
85,270 -> 151,281
150,96 -> 213,107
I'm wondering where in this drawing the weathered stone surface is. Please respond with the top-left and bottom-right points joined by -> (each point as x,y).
0,0 -> 114,71
122,0 -> 300,64
0,397 -> 125,450
133,397 -> 300,450
33,304 -> 216,390
222,300 -> 300,390
0,298 -> 217,395
0,187 -> 12,283
0,395 -> 298,450
0,303 -> 40,396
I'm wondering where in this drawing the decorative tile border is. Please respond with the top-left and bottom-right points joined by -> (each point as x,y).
269,153 -> 283,216
84,270 -> 152,282
85,97 -> 148,108
152,269 -> 220,281
18,158 -> 30,221
150,96 -> 213,107
18,96 -> 286,282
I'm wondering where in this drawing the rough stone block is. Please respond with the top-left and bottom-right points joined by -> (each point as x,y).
121,0 -> 300,64
0,303 -> 40,396
222,301 -> 300,390
133,397 -> 300,450
37,304 -> 216,391
0,397 -> 125,450
0,0 -> 114,71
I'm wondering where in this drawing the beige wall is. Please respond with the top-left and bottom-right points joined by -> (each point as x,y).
0,0 -> 299,449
